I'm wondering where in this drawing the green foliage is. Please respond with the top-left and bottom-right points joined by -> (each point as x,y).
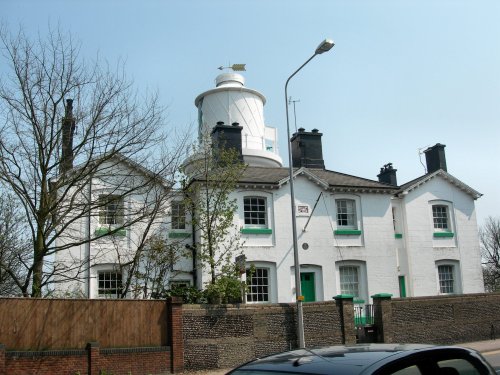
203,262 -> 245,304
157,284 -> 204,304
130,234 -> 191,299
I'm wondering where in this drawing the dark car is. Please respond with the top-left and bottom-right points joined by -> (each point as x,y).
227,344 -> 496,375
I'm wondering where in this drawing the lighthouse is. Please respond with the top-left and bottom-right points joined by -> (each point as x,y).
194,73 -> 283,168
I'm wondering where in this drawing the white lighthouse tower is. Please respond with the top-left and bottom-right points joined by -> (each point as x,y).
194,73 -> 283,167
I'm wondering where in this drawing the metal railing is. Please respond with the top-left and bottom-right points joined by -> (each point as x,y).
354,304 -> 374,327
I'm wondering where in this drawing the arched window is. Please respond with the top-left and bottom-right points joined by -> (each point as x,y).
245,262 -> 276,303
436,260 -> 461,294
336,261 -> 368,303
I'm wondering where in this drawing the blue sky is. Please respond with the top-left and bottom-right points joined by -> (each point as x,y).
2,0 -> 499,226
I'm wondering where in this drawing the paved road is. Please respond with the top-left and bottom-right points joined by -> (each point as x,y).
183,340 -> 500,374
484,351 -> 500,369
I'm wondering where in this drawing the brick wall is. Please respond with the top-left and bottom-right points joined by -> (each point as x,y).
1,345 -> 171,375
182,300 -> 352,371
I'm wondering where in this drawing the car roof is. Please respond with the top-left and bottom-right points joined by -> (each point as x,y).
230,344 -> 470,375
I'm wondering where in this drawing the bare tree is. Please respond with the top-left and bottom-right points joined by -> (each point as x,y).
481,216 -> 500,292
0,190 -> 31,295
0,26 -> 186,297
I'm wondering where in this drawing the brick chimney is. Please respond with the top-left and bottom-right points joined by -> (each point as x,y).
60,99 -> 76,174
424,143 -> 447,173
291,128 -> 325,169
210,121 -> 243,163
377,163 -> 398,186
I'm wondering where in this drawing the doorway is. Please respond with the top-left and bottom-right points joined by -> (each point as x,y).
300,272 -> 316,302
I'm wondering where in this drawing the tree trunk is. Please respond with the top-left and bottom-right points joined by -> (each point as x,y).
32,231 -> 44,297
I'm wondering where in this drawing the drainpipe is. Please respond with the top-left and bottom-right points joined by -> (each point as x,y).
188,195 -> 198,288
87,176 -> 92,298
186,242 -> 197,289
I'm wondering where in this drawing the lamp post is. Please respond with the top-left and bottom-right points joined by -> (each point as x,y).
285,39 -> 334,349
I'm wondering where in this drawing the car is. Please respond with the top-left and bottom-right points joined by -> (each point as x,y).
226,343 -> 496,375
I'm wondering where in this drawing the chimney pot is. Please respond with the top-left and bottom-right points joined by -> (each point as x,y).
377,163 -> 398,186
424,143 -> 447,173
291,128 -> 325,169
61,98 -> 76,174
211,122 -> 243,164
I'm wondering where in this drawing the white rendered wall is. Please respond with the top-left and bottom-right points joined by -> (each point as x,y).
228,175 -> 400,303
401,176 -> 484,297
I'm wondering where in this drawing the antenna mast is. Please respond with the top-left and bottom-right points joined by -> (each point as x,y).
288,97 -> 300,133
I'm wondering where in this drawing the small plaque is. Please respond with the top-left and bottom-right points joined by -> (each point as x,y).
297,204 -> 310,216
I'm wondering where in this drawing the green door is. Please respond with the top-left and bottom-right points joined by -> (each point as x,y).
300,272 -> 316,302
399,275 -> 407,298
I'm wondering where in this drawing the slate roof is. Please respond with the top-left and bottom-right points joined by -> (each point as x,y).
397,169 -> 482,200
187,165 -> 482,199
236,166 -> 398,193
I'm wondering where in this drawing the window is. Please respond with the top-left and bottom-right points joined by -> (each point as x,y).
438,265 -> 455,294
246,267 -> 269,302
99,195 -> 124,225
171,201 -> 186,230
432,205 -> 449,230
244,197 -> 267,227
438,359 -> 481,375
339,266 -> 359,298
98,271 -> 122,298
336,199 -> 357,229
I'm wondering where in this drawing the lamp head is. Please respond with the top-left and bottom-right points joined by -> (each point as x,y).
315,39 -> 335,54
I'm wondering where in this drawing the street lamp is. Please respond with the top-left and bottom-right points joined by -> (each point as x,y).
285,38 -> 334,349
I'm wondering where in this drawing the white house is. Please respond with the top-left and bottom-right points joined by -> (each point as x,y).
187,73 -> 484,303
55,73 -> 485,302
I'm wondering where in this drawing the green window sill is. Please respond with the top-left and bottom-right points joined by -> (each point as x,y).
168,232 -> 191,239
334,229 -> 362,235
240,228 -> 273,235
95,227 -> 126,237
395,233 -> 403,239
433,232 -> 454,238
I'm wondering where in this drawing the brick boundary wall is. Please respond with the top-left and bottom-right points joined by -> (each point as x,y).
0,297 -> 184,375
0,344 -> 171,375
374,293 -> 500,345
182,299 -> 355,371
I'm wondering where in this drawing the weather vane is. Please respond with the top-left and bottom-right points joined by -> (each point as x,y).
218,63 -> 246,72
